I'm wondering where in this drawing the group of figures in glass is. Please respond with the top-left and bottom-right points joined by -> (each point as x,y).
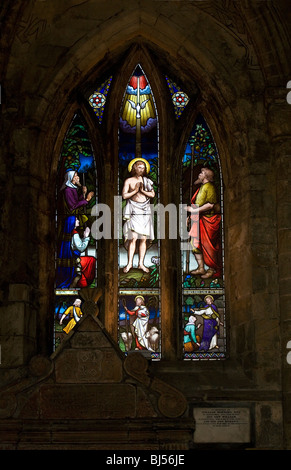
54,65 -> 225,360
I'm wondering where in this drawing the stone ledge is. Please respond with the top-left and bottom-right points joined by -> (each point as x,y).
0,418 -> 194,450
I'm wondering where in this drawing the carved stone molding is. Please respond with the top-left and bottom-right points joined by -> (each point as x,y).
28,354 -> 53,378
0,392 -> 17,419
124,352 -> 188,418
80,286 -> 102,316
196,0 -> 260,68
0,298 -> 192,449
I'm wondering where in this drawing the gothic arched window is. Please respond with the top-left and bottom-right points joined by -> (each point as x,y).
53,62 -> 226,362
117,65 -> 161,359
54,114 -> 97,350
181,115 -> 226,360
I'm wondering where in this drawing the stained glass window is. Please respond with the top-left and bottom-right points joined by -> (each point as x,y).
54,114 -> 97,350
165,76 -> 189,119
54,68 -> 227,363
181,115 -> 226,360
118,65 -> 160,359
88,76 -> 112,124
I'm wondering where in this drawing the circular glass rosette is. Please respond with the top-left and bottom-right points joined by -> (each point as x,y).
89,92 -> 106,108
172,91 -> 189,107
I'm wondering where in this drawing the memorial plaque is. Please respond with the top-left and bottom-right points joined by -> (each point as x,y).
193,407 -> 250,443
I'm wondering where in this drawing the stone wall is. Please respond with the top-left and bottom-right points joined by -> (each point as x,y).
0,0 -> 290,450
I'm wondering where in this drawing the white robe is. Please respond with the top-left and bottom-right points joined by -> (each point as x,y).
132,305 -> 150,349
71,233 -> 90,254
123,177 -> 155,242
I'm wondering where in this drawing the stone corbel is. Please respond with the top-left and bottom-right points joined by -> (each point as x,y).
80,287 -> 102,316
0,354 -> 54,419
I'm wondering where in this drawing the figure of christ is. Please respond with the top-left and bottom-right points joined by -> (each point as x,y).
122,158 -> 155,273
185,167 -> 222,279
123,296 -> 151,350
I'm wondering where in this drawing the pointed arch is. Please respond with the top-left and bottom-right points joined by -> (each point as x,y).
50,46 -> 228,362
117,64 -> 161,359
181,114 -> 226,360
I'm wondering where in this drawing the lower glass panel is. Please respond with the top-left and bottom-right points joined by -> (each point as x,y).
118,290 -> 160,360
54,291 -> 83,350
183,290 -> 226,360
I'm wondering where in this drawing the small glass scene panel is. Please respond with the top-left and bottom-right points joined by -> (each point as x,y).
54,115 -> 97,348
54,294 -> 84,350
119,293 -> 160,360
183,293 -> 225,359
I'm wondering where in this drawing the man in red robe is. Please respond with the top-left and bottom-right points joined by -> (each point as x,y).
186,167 -> 222,279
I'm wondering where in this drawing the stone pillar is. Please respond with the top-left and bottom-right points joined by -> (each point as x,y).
277,142 -> 291,448
0,284 -> 36,370
0,124 -> 44,370
266,86 -> 291,448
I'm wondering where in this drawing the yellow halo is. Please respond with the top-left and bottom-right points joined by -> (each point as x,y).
204,295 -> 214,303
135,295 -> 145,302
128,157 -> 150,174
